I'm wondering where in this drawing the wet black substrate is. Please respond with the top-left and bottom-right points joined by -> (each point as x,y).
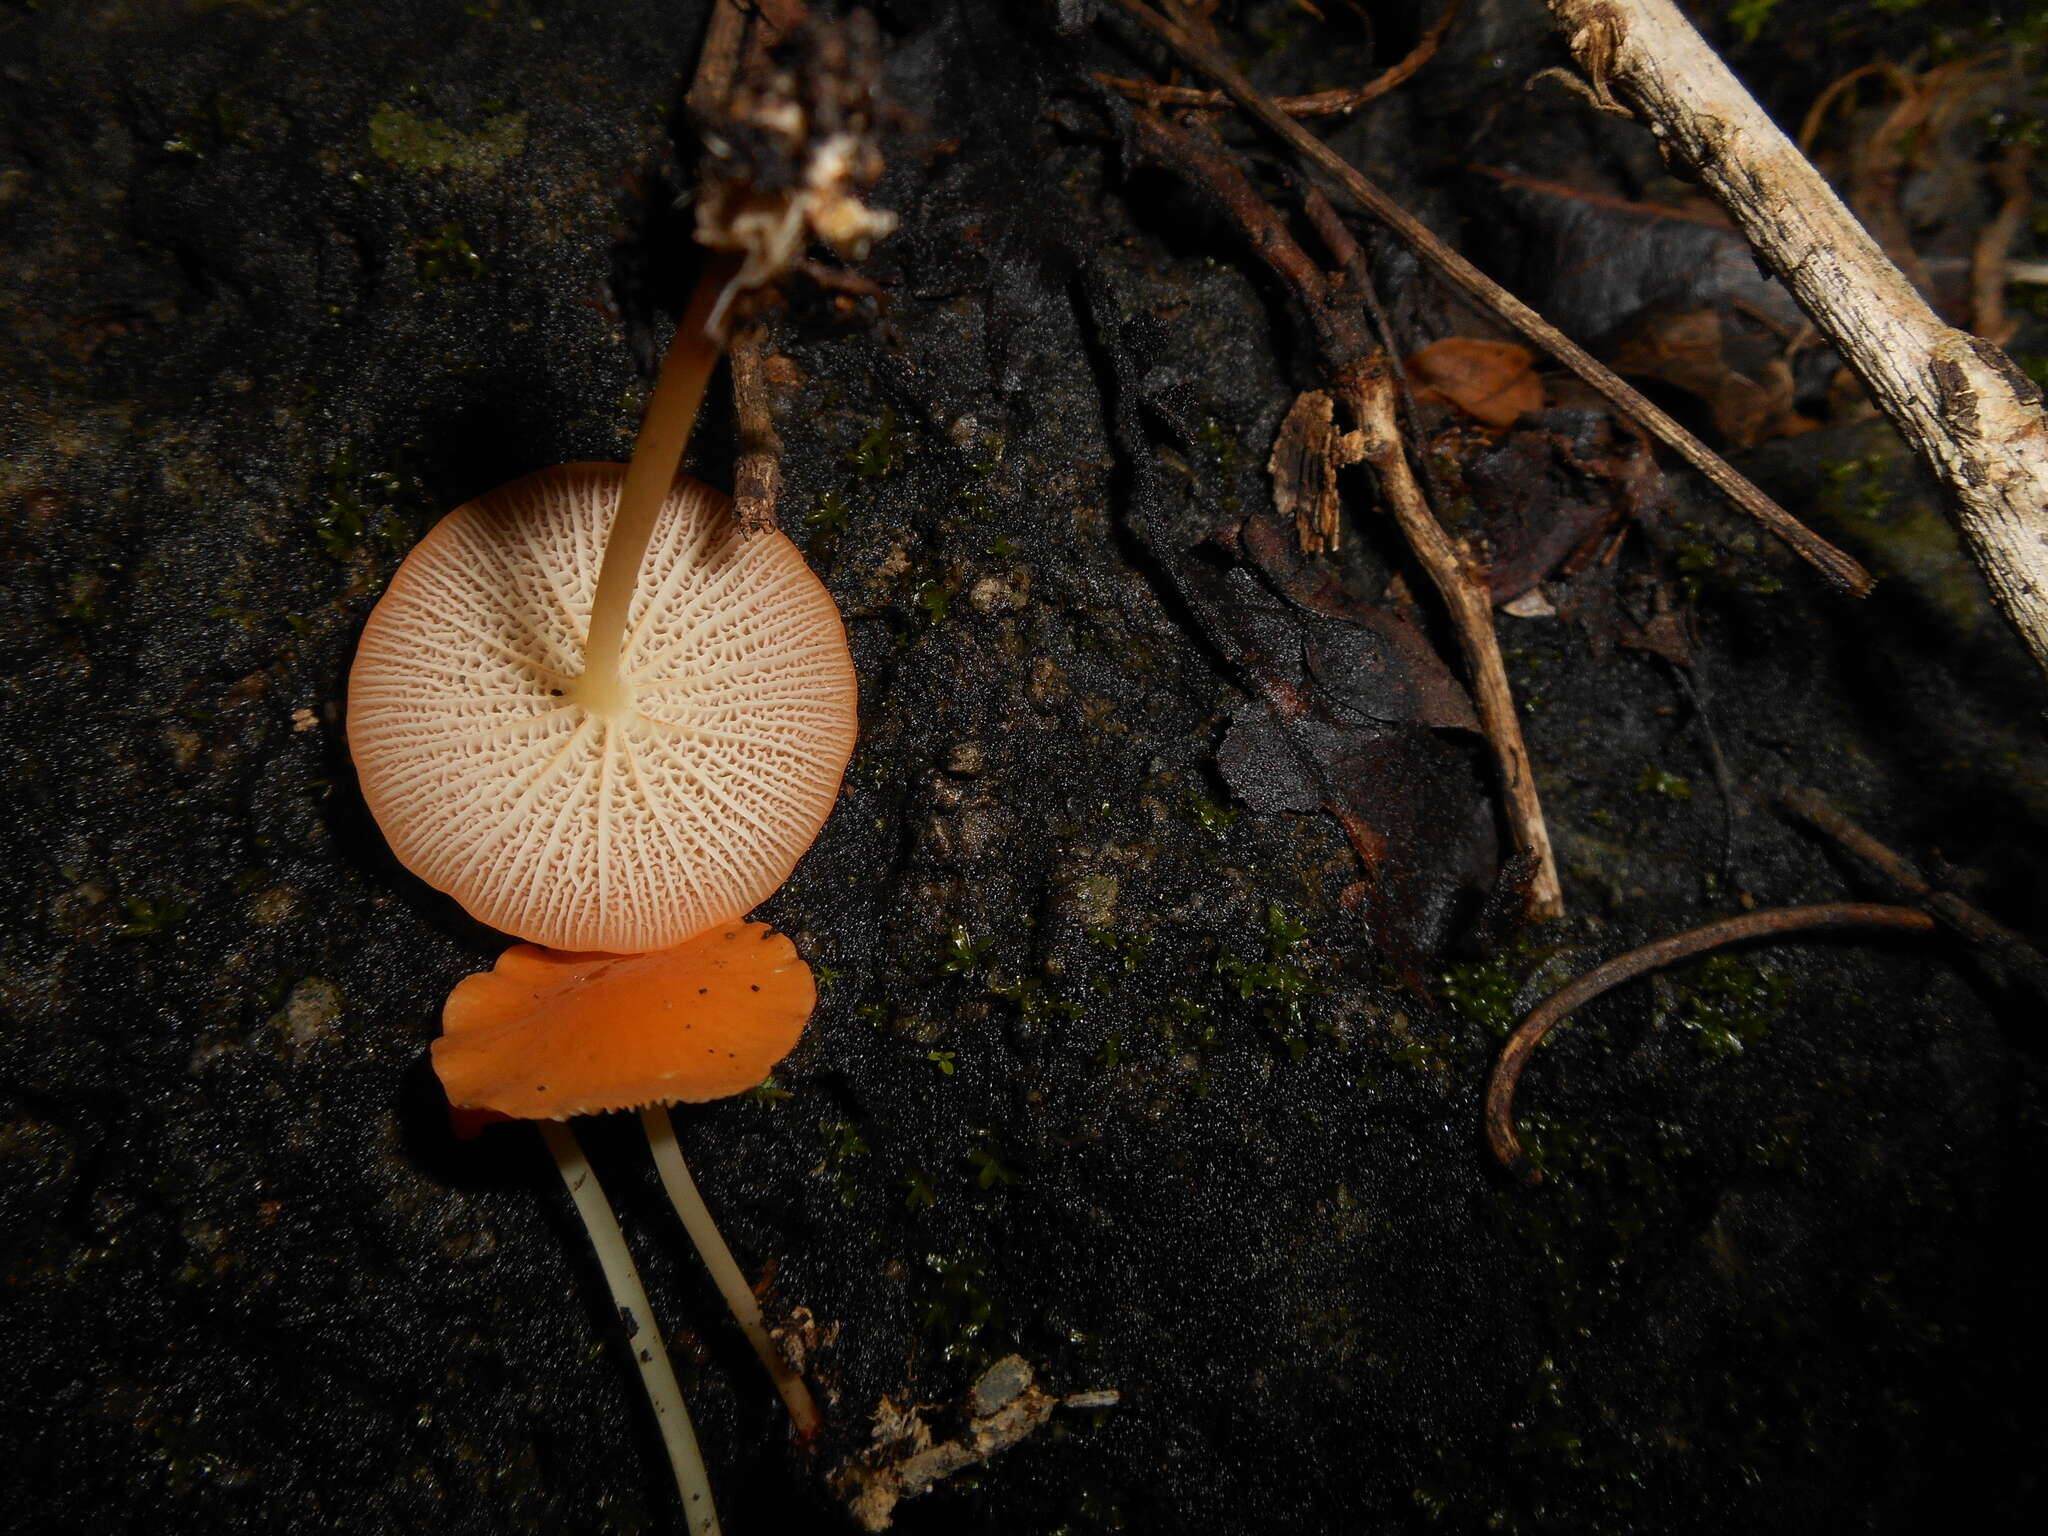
3,3 -> 2043,1533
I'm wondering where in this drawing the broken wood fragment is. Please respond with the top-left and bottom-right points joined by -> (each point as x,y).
730,326 -> 784,535
1268,390 -> 1356,553
1778,785 -> 2048,1000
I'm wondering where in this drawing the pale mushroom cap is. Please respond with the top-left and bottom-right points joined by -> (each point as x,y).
348,463 -> 856,952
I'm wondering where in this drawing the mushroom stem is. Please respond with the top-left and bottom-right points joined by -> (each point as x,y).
539,1120 -> 723,1536
575,252 -> 743,716
642,1107 -> 824,1441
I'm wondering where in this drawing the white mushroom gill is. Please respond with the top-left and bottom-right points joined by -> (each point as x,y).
348,463 -> 856,952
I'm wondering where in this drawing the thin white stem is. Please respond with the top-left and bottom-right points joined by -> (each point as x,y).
539,1120 -> 722,1536
642,1107 -> 823,1440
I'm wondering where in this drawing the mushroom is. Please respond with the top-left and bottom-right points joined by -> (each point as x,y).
347,260 -> 849,1534
436,923 -> 825,1445
435,924 -> 816,1119
348,458 -> 854,951
348,24 -> 898,1517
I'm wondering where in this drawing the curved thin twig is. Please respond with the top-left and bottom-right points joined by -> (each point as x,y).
1484,903 -> 1937,1185
1093,0 -> 1460,117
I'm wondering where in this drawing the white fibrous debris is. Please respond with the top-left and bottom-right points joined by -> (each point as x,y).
698,131 -> 897,300
348,464 -> 856,953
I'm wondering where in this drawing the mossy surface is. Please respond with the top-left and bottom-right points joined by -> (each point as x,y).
369,104 -> 528,177
2,2 -> 2044,1535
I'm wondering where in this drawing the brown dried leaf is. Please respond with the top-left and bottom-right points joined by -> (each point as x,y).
1405,338 -> 1545,428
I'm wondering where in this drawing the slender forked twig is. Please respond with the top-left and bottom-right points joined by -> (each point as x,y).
1779,786 -> 2048,1000
1093,0 -> 1461,117
1347,361 -> 1565,921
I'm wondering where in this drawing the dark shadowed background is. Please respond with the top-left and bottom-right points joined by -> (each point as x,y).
3,1 -> 2044,1532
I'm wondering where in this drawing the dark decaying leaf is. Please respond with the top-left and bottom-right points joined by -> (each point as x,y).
1203,564 -> 1492,963
1456,406 -> 1665,600
1605,304 -> 1815,448
1219,704 -> 1497,959
1468,167 -> 1805,343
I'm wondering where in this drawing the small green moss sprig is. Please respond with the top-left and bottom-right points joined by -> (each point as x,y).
846,405 -> 913,479
743,1074 -> 792,1107
988,972 -> 1083,1028
116,895 -> 189,939
1087,925 -> 1151,973
921,1249 -> 1000,1365
1216,904 -> 1317,1060
1673,954 -> 1788,1058
314,445 -> 423,562
940,924 -> 992,977
967,1131 -> 1015,1190
1439,957 -> 1521,1039
804,490 -> 850,535
818,1118 -> 868,1206
415,222 -> 486,285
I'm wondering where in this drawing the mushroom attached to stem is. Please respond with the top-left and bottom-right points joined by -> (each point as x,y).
349,252 -> 856,954
349,254 -> 856,1520
436,923 -> 824,1440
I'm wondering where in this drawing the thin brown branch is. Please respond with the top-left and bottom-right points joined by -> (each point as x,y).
1347,359 -> 1564,921
1795,60 -> 1888,153
1122,108 -> 1559,915
1100,0 -> 1876,597
1779,785 -> 2048,999
687,0 -> 792,121
1296,184 -> 1456,524
1093,0 -> 1460,117
1119,107 -> 1371,364
1971,142 -> 2034,345
1484,903 -> 1938,1184
1465,164 -> 1734,228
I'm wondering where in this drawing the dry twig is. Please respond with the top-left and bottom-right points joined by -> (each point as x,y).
1779,785 -> 2048,999
1484,903 -> 1938,1184
1348,361 -> 1564,919
1119,106 -> 1562,919
729,326 -> 784,534
1094,0 -> 1459,117
1099,0 -> 1874,597
1972,142 -> 2035,346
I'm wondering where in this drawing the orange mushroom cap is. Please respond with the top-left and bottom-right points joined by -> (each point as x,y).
347,463 -> 857,953
433,922 -> 814,1123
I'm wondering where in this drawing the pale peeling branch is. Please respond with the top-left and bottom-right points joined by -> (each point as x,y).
1548,0 -> 2048,686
